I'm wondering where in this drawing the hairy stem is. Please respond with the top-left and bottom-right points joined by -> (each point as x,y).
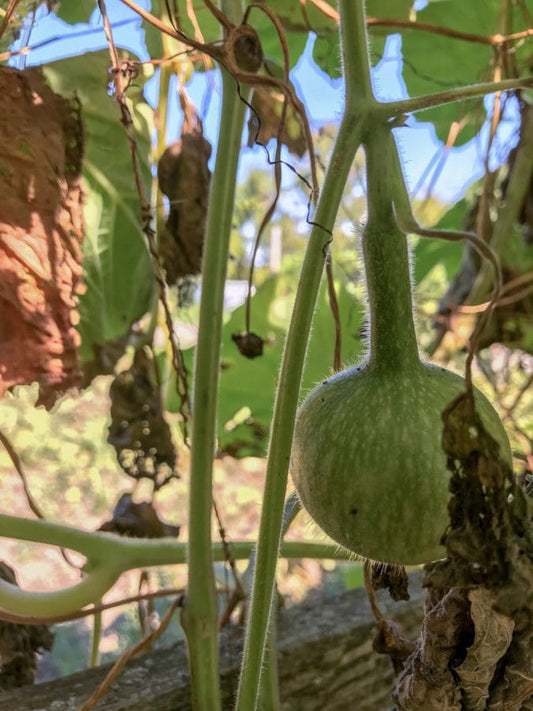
235,1 -> 374,708
363,128 -> 419,369
379,76 -> 533,118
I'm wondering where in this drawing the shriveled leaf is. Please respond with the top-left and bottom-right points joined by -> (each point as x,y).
455,589 -> 514,710
108,348 -> 177,490
393,588 -> 469,710
247,87 -> 307,157
158,98 -> 211,284
371,563 -> 410,601
0,563 -> 54,689
99,493 -> 180,538
44,51 -> 155,369
231,331 -> 264,359
0,66 -> 85,407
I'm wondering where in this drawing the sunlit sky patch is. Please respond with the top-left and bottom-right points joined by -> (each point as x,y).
10,1 -> 519,206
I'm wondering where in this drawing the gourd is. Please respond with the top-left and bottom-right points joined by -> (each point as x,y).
290,129 -> 512,566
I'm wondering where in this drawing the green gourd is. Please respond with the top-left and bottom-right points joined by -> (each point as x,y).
290,130 -> 512,566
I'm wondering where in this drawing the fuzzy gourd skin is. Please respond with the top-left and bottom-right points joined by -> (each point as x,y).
290,131 -> 512,566
290,361 -> 512,565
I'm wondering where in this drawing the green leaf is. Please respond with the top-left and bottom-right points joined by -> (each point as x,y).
313,34 -> 342,79
256,0 -> 336,36
310,0 -> 413,77
400,0 -> 530,144
168,269 -> 364,457
366,0 -> 413,63
413,236 -> 463,284
55,0 -> 96,25
44,51 -> 155,362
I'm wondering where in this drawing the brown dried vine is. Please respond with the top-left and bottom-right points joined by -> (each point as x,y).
79,595 -> 183,711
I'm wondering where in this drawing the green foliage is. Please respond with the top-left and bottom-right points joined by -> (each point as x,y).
55,0 -> 96,25
401,0 -> 530,144
165,268 -> 365,457
44,51 -> 155,363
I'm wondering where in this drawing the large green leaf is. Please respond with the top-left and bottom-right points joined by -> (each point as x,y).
312,0 -> 413,77
401,0 -> 532,144
44,51 -> 155,363
55,0 -> 96,25
169,268 -> 365,457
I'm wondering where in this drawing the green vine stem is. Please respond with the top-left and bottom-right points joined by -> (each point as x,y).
256,492 -> 301,709
235,2 -> 374,708
378,76 -> 533,119
89,606 -> 102,668
0,514 -> 350,617
180,65 -> 248,710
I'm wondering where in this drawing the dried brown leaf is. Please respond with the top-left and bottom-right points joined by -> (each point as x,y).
99,493 -> 180,539
0,563 -> 54,689
0,66 -> 85,407
456,588 -> 514,710
393,588 -> 470,711
107,348 -> 177,489
157,100 -> 211,285
247,87 -> 307,158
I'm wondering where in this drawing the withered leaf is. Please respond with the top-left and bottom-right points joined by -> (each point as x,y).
157,96 -> 211,285
232,331 -> 264,359
107,348 -> 177,490
99,493 -> 180,539
371,563 -> 410,602
0,562 -> 54,689
455,588 -> 514,710
0,66 -> 85,408
247,87 -> 307,158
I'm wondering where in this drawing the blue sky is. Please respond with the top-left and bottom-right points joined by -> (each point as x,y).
9,1 -> 518,205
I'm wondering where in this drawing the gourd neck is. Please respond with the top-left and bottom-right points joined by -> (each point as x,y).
363,128 -> 420,371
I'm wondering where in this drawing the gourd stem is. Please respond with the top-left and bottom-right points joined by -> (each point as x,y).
363,128 -> 419,369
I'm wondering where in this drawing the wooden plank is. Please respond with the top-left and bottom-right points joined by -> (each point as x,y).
0,574 -> 425,710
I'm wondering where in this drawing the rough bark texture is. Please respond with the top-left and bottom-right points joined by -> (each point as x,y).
0,575 -> 424,711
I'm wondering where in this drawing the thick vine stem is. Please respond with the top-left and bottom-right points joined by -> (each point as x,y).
235,1 -> 373,708
0,514 -> 349,617
181,68 -> 248,711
